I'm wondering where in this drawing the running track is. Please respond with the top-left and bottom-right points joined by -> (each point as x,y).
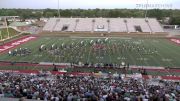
0,61 -> 180,80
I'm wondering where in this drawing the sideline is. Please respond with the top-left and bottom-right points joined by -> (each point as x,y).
0,69 -> 179,81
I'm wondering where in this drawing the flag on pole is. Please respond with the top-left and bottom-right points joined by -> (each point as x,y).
0,30 -> 2,40
5,17 -> 10,39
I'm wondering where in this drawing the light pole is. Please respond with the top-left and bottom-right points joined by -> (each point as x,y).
145,0 -> 148,18
58,0 -> 61,18
0,31 -> 2,40
5,17 -> 10,39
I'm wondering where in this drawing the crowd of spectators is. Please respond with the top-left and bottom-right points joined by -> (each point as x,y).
0,72 -> 179,101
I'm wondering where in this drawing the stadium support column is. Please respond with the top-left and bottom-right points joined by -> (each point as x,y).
107,19 -> 110,33
145,19 -> 153,34
92,19 -> 95,33
13,17 -> 16,21
124,19 -> 129,33
74,19 -> 79,32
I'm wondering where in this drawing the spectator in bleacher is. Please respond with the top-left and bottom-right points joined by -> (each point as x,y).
0,73 -> 179,101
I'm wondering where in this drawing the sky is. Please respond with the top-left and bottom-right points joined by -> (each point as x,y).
0,0 -> 179,9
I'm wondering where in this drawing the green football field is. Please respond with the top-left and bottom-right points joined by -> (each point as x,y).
0,36 -> 180,67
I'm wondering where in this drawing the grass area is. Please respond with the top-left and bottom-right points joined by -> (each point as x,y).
0,28 -> 19,40
0,32 -> 30,45
0,36 -> 180,68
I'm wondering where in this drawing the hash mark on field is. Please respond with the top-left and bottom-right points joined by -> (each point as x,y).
34,54 -> 42,57
152,40 -> 159,43
117,57 -> 126,60
137,58 -> 148,61
45,38 -> 50,40
162,58 -> 172,62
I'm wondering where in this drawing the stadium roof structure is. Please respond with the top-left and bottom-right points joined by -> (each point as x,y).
0,16 -> 19,18
9,21 -> 31,27
43,18 -> 164,33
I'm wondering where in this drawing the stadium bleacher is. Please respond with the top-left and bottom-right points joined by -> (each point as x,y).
93,18 -> 108,32
75,18 -> 93,32
43,18 -> 57,32
148,18 -> 164,33
110,18 -> 127,32
43,18 -> 164,33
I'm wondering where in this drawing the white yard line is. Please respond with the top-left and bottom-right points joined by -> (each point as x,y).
87,45 -> 92,63
70,36 -> 132,39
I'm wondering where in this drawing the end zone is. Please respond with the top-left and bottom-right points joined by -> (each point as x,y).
170,38 -> 180,45
0,35 -> 37,53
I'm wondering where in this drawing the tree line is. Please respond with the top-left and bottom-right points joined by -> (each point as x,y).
0,8 -> 180,25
